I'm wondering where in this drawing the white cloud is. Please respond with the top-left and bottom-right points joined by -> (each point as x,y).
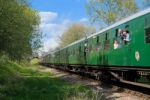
43,38 -> 59,52
79,18 -> 88,22
79,17 -> 91,26
39,12 -> 58,23
39,11 -> 72,53
39,11 -> 90,53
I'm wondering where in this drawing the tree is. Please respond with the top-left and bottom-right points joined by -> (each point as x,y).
0,0 -> 41,61
59,23 -> 95,48
86,0 -> 138,26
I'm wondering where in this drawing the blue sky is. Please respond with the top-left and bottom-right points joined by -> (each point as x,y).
31,0 -> 87,21
31,0 -> 89,52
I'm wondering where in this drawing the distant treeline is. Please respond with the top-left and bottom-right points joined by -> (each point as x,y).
0,0 -> 41,61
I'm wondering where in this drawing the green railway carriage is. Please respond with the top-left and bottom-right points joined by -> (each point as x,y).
43,8 -> 150,68
42,54 -> 53,64
60,7 -> 150,67
42,8 -> 150,88
59,48 -> 68,65
53,51 -> 60,65
67,39 -> 86,66
84,8 -> 150,68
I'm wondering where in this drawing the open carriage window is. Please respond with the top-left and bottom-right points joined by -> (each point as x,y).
96,36 -> 100,46
115,29 -> 118,37
114,29 -> 122,49
105,33 -> 108,40
97,36 -> 99,43
124,25 -> 130,45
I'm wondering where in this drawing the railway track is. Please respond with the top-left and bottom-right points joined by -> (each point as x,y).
81,74 -> 150,100
111,81 -> 150,100
42,64 -> 150,100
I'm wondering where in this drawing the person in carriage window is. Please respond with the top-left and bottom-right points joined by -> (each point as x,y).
123,30 -> 130,44
114,40 -> 119,49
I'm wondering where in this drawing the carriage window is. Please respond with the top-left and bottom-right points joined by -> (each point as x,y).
145,16 -> 150,27
104,40 -> 109,50
105,33 -> 108,40
115,29 -> 118,37
97,36 -> 99,43
145,27 -> 150,43
113,37 -> 122,49
96,36 -> 100,51
124,25 -> 130,45
79,45 -> 81,53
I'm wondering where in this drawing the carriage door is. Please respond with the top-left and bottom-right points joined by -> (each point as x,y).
84,39 -> 88,65
123,24 -> 132,66
66,48 -> 68,65
103,33 -> 110,65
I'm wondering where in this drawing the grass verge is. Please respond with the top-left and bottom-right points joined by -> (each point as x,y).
0,59 -> 106,100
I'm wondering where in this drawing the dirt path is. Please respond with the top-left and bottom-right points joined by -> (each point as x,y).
39,66 -> 147,100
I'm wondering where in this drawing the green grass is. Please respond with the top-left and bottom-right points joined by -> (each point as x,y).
0,59 -> 106,100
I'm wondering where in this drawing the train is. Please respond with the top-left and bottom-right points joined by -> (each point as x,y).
41,8 -> 150,88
